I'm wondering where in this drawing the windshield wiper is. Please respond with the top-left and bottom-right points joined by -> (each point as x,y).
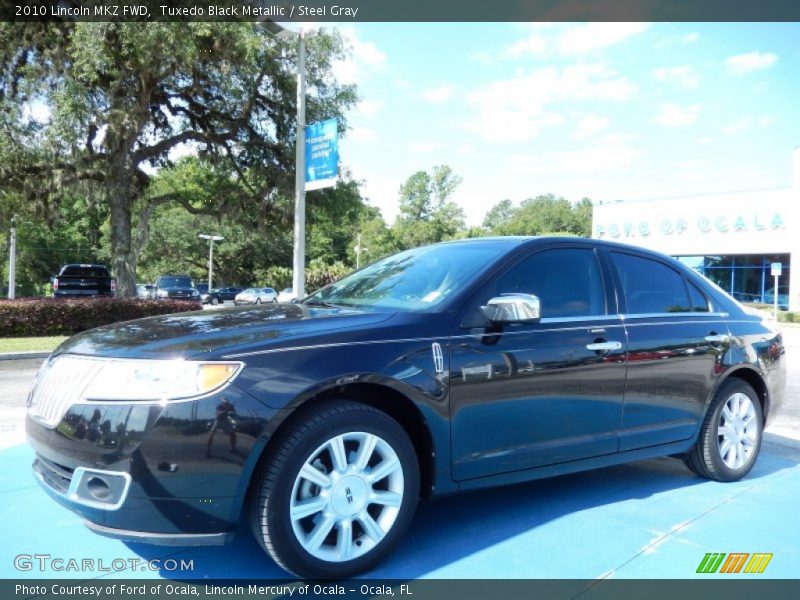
302,299 -> 344,308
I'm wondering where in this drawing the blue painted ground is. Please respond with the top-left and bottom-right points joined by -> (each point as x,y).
1,442 -> 798,580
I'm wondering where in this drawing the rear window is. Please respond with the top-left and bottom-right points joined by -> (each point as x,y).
60,265 -> 110,278
611,252 -> 692,314
158,277 -> 193,288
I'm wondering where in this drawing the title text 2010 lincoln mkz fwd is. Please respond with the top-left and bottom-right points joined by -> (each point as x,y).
27,237 -> 786,578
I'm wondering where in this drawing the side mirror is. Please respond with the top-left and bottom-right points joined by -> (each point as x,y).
480,294 -> 541,325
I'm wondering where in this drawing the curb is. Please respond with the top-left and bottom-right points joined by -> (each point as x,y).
0,351 -> 50,361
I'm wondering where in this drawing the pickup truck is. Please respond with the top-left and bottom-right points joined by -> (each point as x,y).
53,264 -> 116,297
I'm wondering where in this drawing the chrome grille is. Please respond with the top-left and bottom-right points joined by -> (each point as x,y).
27,356 -> 104,428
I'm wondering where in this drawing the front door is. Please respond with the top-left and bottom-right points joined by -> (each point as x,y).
449,246 -> 627,481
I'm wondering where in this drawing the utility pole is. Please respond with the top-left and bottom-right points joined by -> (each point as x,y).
198,233 -> 224,290
354,232 -> 368,269
292,30 -> 307,300
8,216 -> 16,300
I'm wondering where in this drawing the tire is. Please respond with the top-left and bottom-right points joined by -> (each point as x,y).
211,297 -> 219,305
248,401 -> 420,579
256,298 -> 261,305
684,379 -> 763,482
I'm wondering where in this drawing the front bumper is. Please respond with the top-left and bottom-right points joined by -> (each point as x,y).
27,384 -> 277,543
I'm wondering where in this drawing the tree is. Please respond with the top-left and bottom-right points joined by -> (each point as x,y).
484,194 -> 593,237
0,23 -> 356,295
392,165 -> 466,249
482,198 -> 514,231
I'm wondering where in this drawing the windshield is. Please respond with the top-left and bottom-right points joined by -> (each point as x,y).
159,276 -> 193,288
305,243 -> 506,311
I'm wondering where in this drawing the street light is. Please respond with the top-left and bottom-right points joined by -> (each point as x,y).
198,233 -> 224,290
263,22 -> 311,300
7,215 -> 16,300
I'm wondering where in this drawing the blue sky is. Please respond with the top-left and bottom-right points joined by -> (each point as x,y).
328,22 -> 800,226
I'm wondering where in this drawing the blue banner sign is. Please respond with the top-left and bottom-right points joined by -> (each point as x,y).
305,118 -> 338,191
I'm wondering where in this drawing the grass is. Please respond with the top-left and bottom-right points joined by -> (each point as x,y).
0,336 -> 68,353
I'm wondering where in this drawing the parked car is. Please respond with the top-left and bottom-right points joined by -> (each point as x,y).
234,287 -> 278,305
136,283 -> 156,300
154,275 -> 199,300
53,264 -> 115,297
27,238 -> 786,579
277,287 -> 297,303
202,286 -> 243,305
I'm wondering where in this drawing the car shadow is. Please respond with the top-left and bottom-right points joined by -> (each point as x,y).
124,451 -> 794,580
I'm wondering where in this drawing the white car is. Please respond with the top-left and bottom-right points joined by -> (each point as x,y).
277,287 -> 298,303
233,287 -> 278,306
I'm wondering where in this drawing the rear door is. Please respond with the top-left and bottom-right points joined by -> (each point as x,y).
449,245 -> 627,480
606,250 -> 729,451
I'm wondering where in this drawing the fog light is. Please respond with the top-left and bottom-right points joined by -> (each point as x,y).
86,477 -> 112,501
67,467 -> 131,510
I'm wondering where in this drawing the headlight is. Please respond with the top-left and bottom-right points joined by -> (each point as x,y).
192,290 -> 199,296
157,289 -> 168,298
81,359 -> 243,401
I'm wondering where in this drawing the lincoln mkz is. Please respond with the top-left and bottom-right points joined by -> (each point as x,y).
26,237 -> 786,578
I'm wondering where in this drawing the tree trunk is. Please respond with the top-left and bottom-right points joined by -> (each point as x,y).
108,181 -> 137,297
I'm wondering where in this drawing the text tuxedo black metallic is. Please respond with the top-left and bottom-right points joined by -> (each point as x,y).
26,237 -> 786,578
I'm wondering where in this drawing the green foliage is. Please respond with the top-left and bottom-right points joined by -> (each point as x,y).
484,194 -> 593,237
392,165 -> 466,250
0,22 -> 357,295
0,297 -> 200,337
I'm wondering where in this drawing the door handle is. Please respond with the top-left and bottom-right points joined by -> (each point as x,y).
704,334 -> 730,344
586,341 -> 622,352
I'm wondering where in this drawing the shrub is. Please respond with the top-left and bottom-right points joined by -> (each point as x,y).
0,297 -> 202,337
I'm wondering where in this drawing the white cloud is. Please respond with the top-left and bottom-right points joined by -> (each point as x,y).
464,64 -> 635,143
654,32 -> 700,49
722,115 -> 773,135
557,23 -> 649,56
512,140 -> 643,175
457,144 -> 476,155
573,114 -> 611,139
653,103 -> 701,127
505,34 -> 547,58
725,51 -> 778,75
420,84 -> 456,103
356,99 -> 383,118
407,140 -> 442,153
652,65 -> 700,89
331,27 -> 387,85
348,127 -> 377,142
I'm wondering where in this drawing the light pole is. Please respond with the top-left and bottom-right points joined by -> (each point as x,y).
7,216 -> 16,300
354,232 -> 368,269
263,22 -> 310,300
198,233 -> 223,290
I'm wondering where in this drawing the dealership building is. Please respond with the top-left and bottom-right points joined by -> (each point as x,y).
592,149 -> 800,311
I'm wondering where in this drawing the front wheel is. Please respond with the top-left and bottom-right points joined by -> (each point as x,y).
249,401 -> 419,578
684,379 -> 763,482
210,297 -> 219,305
255,298 -> 261,305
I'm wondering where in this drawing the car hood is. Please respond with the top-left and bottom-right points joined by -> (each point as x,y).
54,304 -> 396,359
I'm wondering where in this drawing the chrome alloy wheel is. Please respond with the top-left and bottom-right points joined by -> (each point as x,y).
289,432 -> 404,562
717,392 -> 758,470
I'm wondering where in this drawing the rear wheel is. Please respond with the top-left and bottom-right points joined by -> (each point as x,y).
211,297 -> 219,305
256,298 -> 261,305
684,379 -> 763,481
249,401 -> 419,578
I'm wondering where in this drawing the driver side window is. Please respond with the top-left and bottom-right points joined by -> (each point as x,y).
478,248 -> 606,319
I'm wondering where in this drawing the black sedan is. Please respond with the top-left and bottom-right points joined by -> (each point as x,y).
26,237 -> 786,579
202,286 -> 244,305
